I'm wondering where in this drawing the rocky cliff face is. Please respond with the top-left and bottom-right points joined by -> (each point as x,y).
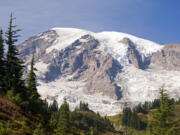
151,44 -> 180,70
17,28 -> 180,115
120,38 -> 150,69
43,34 -> 122,99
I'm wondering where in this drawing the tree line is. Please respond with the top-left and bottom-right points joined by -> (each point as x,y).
121,87 -> 180,135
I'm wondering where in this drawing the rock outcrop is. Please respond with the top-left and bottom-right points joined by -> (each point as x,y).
49,34 -> 122,99
120,38 -> 149,69
19,33 -> 122,100
18,30 -> 58,61
17,28 -> 180,115
151,44 -> 180,70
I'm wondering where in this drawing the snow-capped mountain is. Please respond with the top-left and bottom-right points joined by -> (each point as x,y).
18,28 -> 180,116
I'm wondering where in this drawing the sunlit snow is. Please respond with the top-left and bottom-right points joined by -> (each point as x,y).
28,28 -> 180,116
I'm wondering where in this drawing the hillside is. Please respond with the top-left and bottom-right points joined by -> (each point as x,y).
0,97 -> 121,135
108,104 -> 180,135
0,97 -> 37,135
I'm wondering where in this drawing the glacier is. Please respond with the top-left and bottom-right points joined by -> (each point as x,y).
18,27 -> 180,116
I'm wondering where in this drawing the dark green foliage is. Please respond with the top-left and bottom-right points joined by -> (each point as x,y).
79,101 -> 90,112
90,126 -> 98,135
134,99 -> 160,114
55,99 -> 72,135
121,107 -> 146,130
48,100 -> 114,135
49,111 -> 58,133
152,99 -> 160,108
130,109 -> 141,130
26,55 -> 42,113
33,123 -> 46,135
0,29 -> 6,95
49,100 -> 59,133
122,107 -> 132,126
49,100 -> 59,113
147,87 -> 179,135
27,55 -> 39,99
120,88 -> 180,134
71,110 -> 114,134
0,122 -> 12,135
5,13 -> 28,108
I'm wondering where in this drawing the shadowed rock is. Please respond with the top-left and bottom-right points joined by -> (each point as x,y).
120,38 -> 150,69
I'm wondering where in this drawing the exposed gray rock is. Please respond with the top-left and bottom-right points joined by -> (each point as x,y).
17,28 -> 180,115
19,33 -> 122,99
18,30 -> 58,62
18,30 -> 59,76
50,34 -> 122,99
120,38 -> 150,69
151,44 -> 180,70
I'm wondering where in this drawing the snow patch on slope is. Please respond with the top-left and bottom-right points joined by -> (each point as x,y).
117,64 -> 180,103
36,64 -> 180,116
35,61 -> 50,78
93,32 -> 162,66
47,28 -> 162,66
46,28 -> 92,53
37,78 -> 123,116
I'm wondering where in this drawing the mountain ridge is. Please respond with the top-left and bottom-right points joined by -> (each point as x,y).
17,28 -> 180,115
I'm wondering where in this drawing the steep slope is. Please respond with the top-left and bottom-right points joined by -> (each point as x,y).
151,44 -> 180,70
18,28 -> 180,115
0,97 -> 36,135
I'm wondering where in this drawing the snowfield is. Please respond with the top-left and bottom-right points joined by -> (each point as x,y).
37,64 -> 180,116
46,28 -> 162,66
24,27 -> 180,116
37,78 -> 123,116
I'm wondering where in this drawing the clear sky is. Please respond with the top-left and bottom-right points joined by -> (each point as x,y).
0,0 -> 180,44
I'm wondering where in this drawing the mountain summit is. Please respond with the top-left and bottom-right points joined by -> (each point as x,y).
18,28 -> 180,115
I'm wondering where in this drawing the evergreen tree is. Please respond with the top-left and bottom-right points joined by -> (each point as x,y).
147,86 -> 179,135
49,112 -> 58,133
80,101 -> 89,111
5,13 -> 27,106
90,126 -> 98,135
0,122 -> 12,135
49,100 -> 59,132
49,100 -> 59,113
0,29 -> 6,95
26,55 -> 41,112
27,55 -> 39,98
33,123 -> 45,135
142,101 -> 150,114
122,107 -> 145,130
55,99 -> 72,135
122,107 -> 132,126
151,99 -> 160,109
130,109 -> 141,130
135,103 -> 143,113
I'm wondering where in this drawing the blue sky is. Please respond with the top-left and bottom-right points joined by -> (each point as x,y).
0,0 -> 180,44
